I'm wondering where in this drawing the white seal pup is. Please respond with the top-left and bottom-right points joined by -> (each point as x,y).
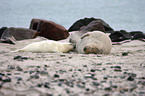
13,40 -> 74,53
76,31 -> 112,54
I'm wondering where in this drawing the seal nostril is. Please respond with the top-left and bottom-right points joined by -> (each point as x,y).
84,47 -> 87,51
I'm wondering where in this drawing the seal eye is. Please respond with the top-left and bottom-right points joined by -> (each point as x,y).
81,34 -> 90,39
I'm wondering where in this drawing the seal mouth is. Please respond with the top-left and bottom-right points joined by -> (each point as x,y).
83,44 -> 101,54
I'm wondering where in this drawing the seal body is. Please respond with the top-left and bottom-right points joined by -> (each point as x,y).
14,40 -> 74,53
76,31 -> 112,54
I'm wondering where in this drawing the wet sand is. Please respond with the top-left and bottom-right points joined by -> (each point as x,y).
0,37 -> 145,96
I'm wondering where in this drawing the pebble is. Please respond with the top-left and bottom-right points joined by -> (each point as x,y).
72,74 -> 75,77
16,58 -> 24,61
122,52 -> 129,56
14,73 -> 21,75
123,88 -> 129,92
103,77 -> 108,80
68,56 -> 72,59
58,79 -> 65,82
120,76 -> 126,79
139,77 -> 145,79
7,65 -> 15,69
36,66 -> 41,68
130,86 -> 137,92
44,82 -> 50,89
7,73 -> 11,76
29,71 -> 35,74
56,61 -> 60,64
65,88 -> 70,94
90,69 -> 96,72
23,71 -> 28,73
106,75 -> 113,78
58,79 -> 66,86
111,85 -> 118,88
53,74 -> 60,78
97,55 -> 102,57
2,77 -> 11,82
114,66 -> 121,69
114,68 -> 122,72
128,73 -> 137,77
14,55 -> 29,61
34,68 -> 39,72
77,69 -> 82,71
0,83 -> 2,88
123,69 -> 129,71
60,55 -> 66,57
0,73 -> 5,76
83,65 -> 87,67
127,76 -> 134,81
139,91 -> 145,95
91,77 -> 98,80
102,68 -> 106,70
17,81 -> 20,84
44,65 -> 49,67
106,63 -> 112,65
16,77 -> 22,81
84,74 -> 93,78
37,83 -> 43,87
77,83 -> 85,88
43,67 -> 47,70
104,87 -> 112,91
110,66 -> 121,69
104,94 -> 110,96
16,66 -> 23,71
123,72 -> 128,74
59,70 -> 67,74
138,81 -> 145,85
69,69 -> 73,71
14,55 -> 22,60
0,75 -> 3,81
86,88 -> 90,91
28,66 -> 35,68
97,63 -> 102,65
30,74 -> 39,79
39,71 -> 48,75
58,81 -> 63,86
82,81 -> 86,85
92,63 -> 102,66
92,81 -> 100,86
21,57 -> 29,60
101,81 -> 107,83
65,81 -> 74,87
96,69 -> 102,71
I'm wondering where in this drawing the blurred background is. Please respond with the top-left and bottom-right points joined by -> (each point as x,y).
0,0 -> 145,32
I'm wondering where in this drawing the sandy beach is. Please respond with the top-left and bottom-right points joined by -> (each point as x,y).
0,37 -> 145,96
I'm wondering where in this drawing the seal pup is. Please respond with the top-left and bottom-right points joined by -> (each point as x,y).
12,40 -> 74,53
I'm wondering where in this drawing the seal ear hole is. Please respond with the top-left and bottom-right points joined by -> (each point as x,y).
81,34 -> 90,39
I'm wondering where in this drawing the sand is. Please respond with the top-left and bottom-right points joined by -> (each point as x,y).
0,37 -> 145,96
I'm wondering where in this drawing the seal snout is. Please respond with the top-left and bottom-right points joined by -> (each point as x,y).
83,44 -> 100,54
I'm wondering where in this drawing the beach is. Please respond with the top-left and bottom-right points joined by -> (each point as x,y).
0,37 -> 145,96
